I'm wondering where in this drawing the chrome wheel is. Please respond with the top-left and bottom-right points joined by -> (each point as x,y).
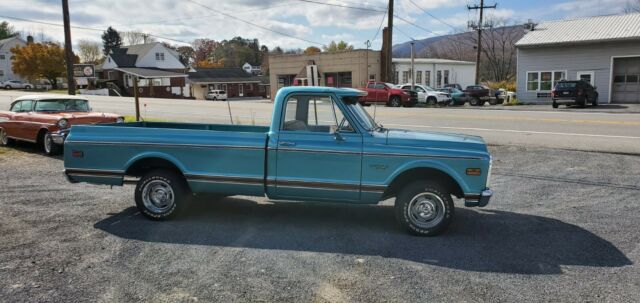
142,180 -> 175,213
406,192 -> 446,229
44,133 -> 52,154
0,129 -> 8,145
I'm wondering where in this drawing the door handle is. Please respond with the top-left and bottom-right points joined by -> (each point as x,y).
279,142 -> 296,147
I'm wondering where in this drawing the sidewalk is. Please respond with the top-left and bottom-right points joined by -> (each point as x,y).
448,103 -> 640,114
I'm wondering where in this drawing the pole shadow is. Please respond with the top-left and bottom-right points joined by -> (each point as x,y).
94,197 -> 632,275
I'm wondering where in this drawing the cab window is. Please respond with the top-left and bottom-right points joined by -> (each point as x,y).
282,95 -> 354,133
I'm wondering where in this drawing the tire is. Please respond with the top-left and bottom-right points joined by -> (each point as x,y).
470,97 -> 481,106
43,132 -> 62,155
489,98 -> 498,105
592,95 -> 599,107
0,128 -> 14,146
395,181 -> 454,236
388,96 -> 401,107
213,97 -> 217,101
426,97 -> 437,106
552,101 -> 559,109
25,85 -> 32,90
578,97 -> 586,108
135,169 -> 189,220
4,85 -> 10,90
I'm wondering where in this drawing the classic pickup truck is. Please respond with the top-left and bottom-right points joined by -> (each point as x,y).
63,87 -> 493,236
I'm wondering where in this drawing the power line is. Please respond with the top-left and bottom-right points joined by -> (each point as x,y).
0,14 -> 191,45
406,0 -> 459,32
293,0 -> 386,13
184,0 -> 323,46
371,3 -> 389,42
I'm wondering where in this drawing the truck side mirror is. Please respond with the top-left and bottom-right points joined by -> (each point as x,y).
331,126 -> 345,141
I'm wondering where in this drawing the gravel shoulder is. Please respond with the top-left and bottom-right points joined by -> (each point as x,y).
0,144 -> 638,302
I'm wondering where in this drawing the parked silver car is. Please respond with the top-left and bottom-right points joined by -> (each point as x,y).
3,80 -> 33,90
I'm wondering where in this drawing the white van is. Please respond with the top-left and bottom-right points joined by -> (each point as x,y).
205,90 -> 228,101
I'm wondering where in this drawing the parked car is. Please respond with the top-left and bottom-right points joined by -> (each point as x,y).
552,80 -> 599,108
360,82 -> 418,107
205,90 -> 228,101
0,95 -> 124,155
438,87 -> 471,106
63,86 -> 493,236
464,85 -> 502,106
443,83 -> 463,91
399,84 -> 450,105
3,80 -> 33,90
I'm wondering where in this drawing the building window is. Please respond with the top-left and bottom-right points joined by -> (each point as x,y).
425,71 -> 431,86
0,70 -> 4,77
394,71 -> 399,84
324,72 -> 352,88
151,78 -> 163,86
402,71 -> 409,84
0,54 -> 5,60
416,71 -> 422,84
444,70 -> 450,85
437,71 -> 442,87
155,52 -> 165,61
369,74 -> 375,81
527,71 -> 566,91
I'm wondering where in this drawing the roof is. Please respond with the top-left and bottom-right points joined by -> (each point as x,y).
0,36 -> 27,52
189,68 -> 262,83
110,42 -> 182,66
115,67 -> 187,78
13,94 -> 89,101
109,53 -> 138,67
275,86 -> 366,97
516,13 -> 640,47
392,58 -> 476,65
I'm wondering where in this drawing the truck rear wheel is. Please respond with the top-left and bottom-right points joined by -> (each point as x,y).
395,181 -> 454,236
135,169 -> 189,220
388,96 -> 401,107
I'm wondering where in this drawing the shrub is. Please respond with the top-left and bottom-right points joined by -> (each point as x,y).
485,80 -> 516,92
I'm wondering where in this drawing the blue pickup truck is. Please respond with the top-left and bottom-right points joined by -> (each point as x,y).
64,87 -> 493,236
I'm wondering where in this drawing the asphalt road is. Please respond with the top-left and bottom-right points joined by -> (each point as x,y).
0,144 -> 638,302
1,91 -> 639,155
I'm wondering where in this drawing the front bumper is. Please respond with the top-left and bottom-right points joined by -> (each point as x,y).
464,189 -> 493,207
51,129 -> 69,145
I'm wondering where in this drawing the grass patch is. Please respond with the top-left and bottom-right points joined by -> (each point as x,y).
0,147 -> 8,155
123,115 -> 169,123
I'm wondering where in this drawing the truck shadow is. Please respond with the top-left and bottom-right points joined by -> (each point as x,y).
94,197 -> 631,275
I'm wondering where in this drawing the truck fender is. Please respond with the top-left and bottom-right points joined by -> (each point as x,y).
383,159 -> 471,194
123,152 -> 188,176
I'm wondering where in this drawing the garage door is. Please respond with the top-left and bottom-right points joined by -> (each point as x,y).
612,57 -> 640,103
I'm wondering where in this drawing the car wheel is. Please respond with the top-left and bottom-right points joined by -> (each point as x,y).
578,98 -> 587,108
43,132 -> 62,155
395,181 -> 454,236
0,128 -> 14,146
489,98 -> 498,105
470,97 -> 480,106
25,85 -> 32,90
135,169 -> 189,220
592,95 -> 599,107
426,97 -> 437,106
4,85 -> 10,90
552,101 -> 559,109
213,97 -> 217,101
389,96 -> 401,107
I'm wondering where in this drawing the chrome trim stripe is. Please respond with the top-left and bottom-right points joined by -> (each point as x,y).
185,174 -> 264,185
276,147 -> 361,155
65,141 -> 264,151
365,152 -> 484,160
66,173 -> 122,179
65,168 -> 125,177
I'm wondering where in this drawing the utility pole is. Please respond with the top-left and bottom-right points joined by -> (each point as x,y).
365,40 -> 371,84
410,41 -> 415,90
386,0 -> 394,83
468,0 -> 497,85
133,76 -> 140,121
61,0 -> 75,95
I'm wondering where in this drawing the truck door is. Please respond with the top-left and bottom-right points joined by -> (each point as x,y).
274,94 -> 363,201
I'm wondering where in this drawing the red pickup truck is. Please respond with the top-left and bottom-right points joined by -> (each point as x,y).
359,82 -> 418,107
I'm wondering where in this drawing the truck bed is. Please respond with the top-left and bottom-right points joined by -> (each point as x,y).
64,122 -> 270,196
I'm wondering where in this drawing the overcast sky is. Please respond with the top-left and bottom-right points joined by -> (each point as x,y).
0,0 -> 635,49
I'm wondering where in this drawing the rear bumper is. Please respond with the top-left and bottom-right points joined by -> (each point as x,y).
553,98 -> 582,105
464,188 -> 493,207
51,129 -> 69,145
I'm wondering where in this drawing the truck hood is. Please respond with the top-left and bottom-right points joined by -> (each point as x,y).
385,129 -> 488,153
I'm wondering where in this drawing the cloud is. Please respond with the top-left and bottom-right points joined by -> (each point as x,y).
552,0 -> 629,17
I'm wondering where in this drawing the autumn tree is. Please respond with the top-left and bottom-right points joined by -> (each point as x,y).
0,21 -> 18,40
77,40 -> 102,65
193,39 -> 218,62
11,42 -> 78,88
101,26 -> 122,55
176,46 -> 195,66
304,46 -> 322,54
323,41 -> 353,52
122,31 -> 156,45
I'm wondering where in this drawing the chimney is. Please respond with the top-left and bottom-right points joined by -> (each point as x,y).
380,27 -> 389,82
27,35 -> 34,44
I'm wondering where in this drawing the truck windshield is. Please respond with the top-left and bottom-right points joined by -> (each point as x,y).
35,99 -> 90,112
342,97 -> 378,131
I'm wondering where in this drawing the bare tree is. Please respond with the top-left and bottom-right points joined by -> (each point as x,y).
624,0 -> 640,13
122,31 -> 156,45
77,40 -> 102,64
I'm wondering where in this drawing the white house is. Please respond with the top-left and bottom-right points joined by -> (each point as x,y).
100,42 -> 190,98
0,36 -> 27,82
392,58 -> 476,89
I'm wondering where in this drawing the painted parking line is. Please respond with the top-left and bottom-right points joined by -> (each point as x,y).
386,124 -> 640,140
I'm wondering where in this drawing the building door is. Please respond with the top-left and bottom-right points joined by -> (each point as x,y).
612,57 -> 640,103
239,84 -> 244,97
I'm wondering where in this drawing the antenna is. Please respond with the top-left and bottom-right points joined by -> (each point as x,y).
226,99 -> 234,125
524,19 -> 538,31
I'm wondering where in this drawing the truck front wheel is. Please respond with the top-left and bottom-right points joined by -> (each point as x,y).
135,169 -> 189,220
395,181 -> 454,236
388,96 -> 401,107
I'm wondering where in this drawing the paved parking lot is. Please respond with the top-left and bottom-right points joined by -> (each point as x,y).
1,144 -> 638,302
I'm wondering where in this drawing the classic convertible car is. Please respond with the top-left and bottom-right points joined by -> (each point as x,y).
0,95 -> 124,155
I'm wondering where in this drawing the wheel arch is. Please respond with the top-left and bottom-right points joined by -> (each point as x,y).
381,162 -> 467,200
124,152 -> 187,179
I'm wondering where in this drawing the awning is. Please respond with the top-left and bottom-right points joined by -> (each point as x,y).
115,67 -> 187,78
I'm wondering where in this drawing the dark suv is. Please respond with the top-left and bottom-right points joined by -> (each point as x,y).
552,80 -> 598,108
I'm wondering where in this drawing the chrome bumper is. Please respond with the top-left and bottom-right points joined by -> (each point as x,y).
464,189 -> 493,207
51,130 -> 69,145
